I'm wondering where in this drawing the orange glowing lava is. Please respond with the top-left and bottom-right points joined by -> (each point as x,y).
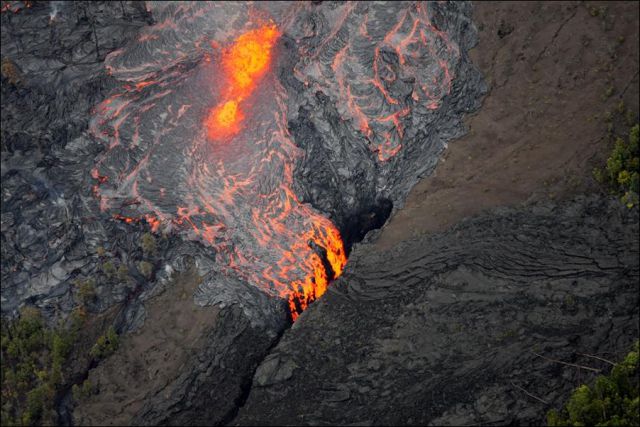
89,1 -> 465,323
287,220 -> 346,320
205,23 -> 280,140
92,19 -> 347,322
204,23 -> 345,320
205,99 -> 244,139
225,24 -> 279,93
297,2 -> 457,162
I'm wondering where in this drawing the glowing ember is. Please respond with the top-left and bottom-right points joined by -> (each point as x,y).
224,24 -> 279,92
205,99 -> 243,139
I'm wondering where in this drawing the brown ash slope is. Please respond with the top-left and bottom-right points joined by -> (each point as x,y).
236,195 -> 639,426
376,0 -> 640,249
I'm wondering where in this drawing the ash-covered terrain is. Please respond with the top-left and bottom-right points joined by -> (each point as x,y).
1,1 -> 638,426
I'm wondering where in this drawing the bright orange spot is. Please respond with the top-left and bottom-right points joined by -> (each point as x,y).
287,218 -> 347,321
205,100 -> 244,139
224,24 -> 279,93
144,214 -> 161,232
216,100 -> 240,127
135,80 -> 154,90
205,23 -> 280,141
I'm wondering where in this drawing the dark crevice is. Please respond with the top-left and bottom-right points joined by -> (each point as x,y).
55,302 -> 129,426
221,199 -> 393,425
221,322 -> 290,426
55,357 -> 100,426
340,198 -> 393,254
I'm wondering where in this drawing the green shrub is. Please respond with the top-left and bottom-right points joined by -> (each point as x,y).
594,124 -> 639,208
72,379 -> 95,402
547,341 -> 639,426
117,263 -> 130,282
141,232 -> 157,257
69,306 -> 87,333
602,85 -> 615,100
626,110 -> 637,127
137,260 -> 154,279
74,278 -> 96,306
25,384 -> 54,425
89,326 -> 119,361
102,260 -> 116,279
95,246 -> 106,257
1,307 -> 76,426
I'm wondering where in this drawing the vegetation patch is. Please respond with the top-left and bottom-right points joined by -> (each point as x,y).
89,327 -> 119,361
1,305 -> 119,425
1,308 -> 77,426
594,124 -> 639,208
547,341 -> 639,426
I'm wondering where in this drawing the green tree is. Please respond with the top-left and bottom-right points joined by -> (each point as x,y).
137,261 -> 154,279
89,326 -> 119,361
1,307 -> 77,426
117,263 -> 130,282
548,341 -> 639,426
74,278 -> 96,306
141,232 -> 157,257
102,261 -> 117,279
594,124 -> 640,208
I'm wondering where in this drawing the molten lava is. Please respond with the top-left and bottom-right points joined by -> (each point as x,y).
1,1 -> 32,14
205,23 -> 280,141
224,24 -> 279,92
91,19 -> 347,321
205,99 -> 243,139
295,1 -> 457,161
90,2 -> 458,321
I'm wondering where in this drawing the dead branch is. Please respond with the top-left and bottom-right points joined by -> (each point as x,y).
532,351 -> 601,373
510,381 -> 549,405
576,353 -> 616,366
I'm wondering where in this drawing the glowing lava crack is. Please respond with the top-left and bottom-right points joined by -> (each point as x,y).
91,21 -> 346,321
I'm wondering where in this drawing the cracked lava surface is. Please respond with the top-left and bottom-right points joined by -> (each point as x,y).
89,2 -> 457,319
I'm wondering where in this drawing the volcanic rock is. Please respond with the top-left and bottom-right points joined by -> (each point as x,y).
3,1 -> 636,426
235,196 -> 640,425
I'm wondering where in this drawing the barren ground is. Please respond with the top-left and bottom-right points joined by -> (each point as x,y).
73,269 -> 219,426
375,1 -> 639,250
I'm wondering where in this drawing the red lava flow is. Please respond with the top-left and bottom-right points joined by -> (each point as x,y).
205,24 -> 279,140
89,2 -> 457,320
297,2 -> 457,161
91,22 -> 346,321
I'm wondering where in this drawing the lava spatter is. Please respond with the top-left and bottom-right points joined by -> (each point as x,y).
91,15 -> 346,321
